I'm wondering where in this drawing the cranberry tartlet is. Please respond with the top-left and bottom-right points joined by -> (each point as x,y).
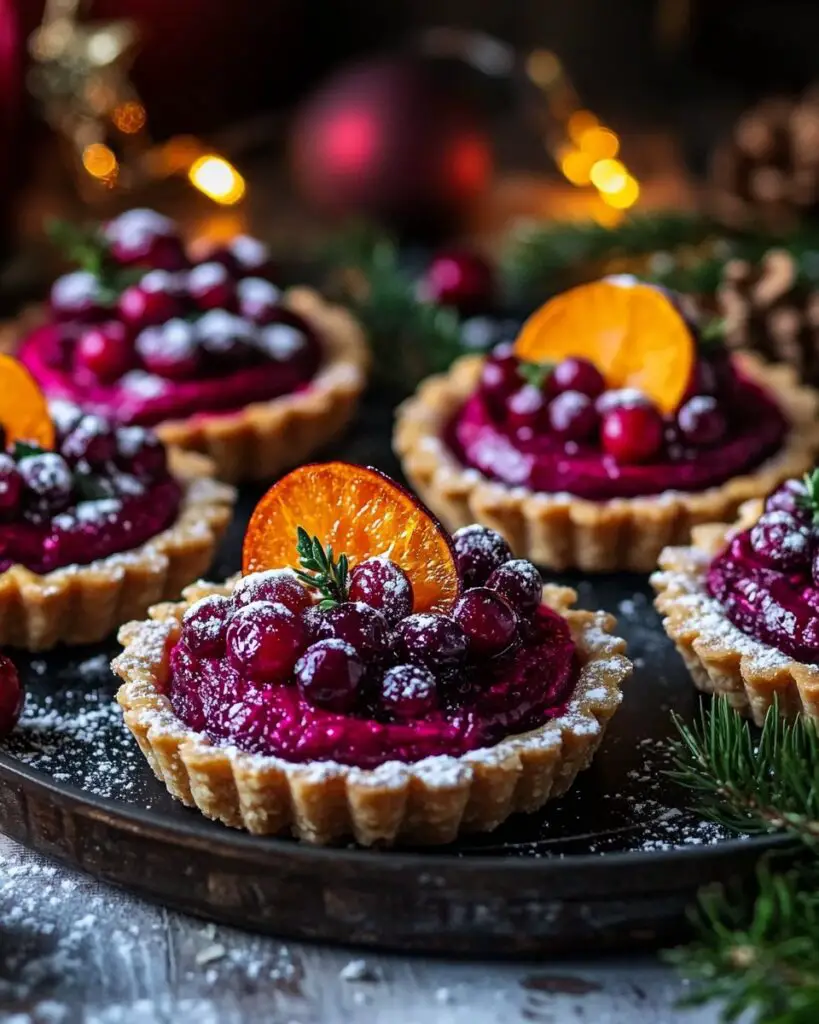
653,470 -> 819,724
0,355 -> 234,650
395,277 -> 819,572
113,462 -> 630,846
5,209 -> 368,483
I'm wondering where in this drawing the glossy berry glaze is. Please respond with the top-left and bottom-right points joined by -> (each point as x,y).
0,402 -> 181,574
706,477 -> 819,664
447,344 -> 789,501
167,529 -> 579,768
18,210 -> 321,428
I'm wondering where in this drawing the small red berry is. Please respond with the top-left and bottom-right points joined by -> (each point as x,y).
182,595 -> 232,657
452,525 -> 513,588
0,654 -> 23,736
479,347 -> 521,410
226,600 -> 308,681
50,271 -> 103,322
295,638 -> 364,712
380,663 -> 439,721
187,261 -> 236,311
136,320 -> 200,380
75,321 -> 133,382
601,404 -> 664,464
548,390 -> 599,441
506,385 -> 547,433
486,559 -> 542,618
394,613 -> 468,671
62,414 -> 118,467
232,571 -> 312,616
765,479 -> 810,521
677,395 -> 727,447
348,558 -> 413,626
419,249 -> 494,315
118,271 -> 183,329
316,602 -> 390,657
453,587 -> 518,656
0,455 -> 22,517
115,426 -> 167,479
104,209 -> 186,270
750,511 -> 811,572
237,277 -> 281,324
549,357 -> 605,399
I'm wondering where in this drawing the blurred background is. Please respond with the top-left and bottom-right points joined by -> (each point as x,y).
2,0 -> 818,304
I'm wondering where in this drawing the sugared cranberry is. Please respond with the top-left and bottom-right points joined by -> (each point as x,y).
196,309 -> 256,367
548,390 -> 599,441
506,385 -> 547,433
418,249 -> 494,315
182,595 -> 232,657
486,559 -> 542,619
348,558 -> 413,626
765,479 -> 810,521
226,235 -> 275,278
0,455 -> 22,517
0,654 -> 23,736
118,270 -> 183,329
316,601 -> 389,657
237,277 -> 281,324
295,638 -> 364,712
136,320 -> 200,380
812,547 -> 819,588
187,261 -> 236,311
50,271 -> 103,321
75,321 -> 133,383
394,613 -> 468,671
479,345 -> 520,410
302,605 -> 324,643
750,511 -> 811,572
453,588 -> 517,656
256,322 -> 308,364
18,453 -> 74,515
115,426 -> 167,480
226,600 -> 308,681
677,395 -> 727,447
549,357 -> 605,399
380,663 -> 439,721
50,400 -> 84,442
452,525 -> 513,588
62,414 -> 117,467
232,571 -> 312,616
104,209 -> 187,270
595,388 -> 651,416
601,404 -> 664,464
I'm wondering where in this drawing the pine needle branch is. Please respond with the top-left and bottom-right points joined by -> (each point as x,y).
293,527 -> 349,609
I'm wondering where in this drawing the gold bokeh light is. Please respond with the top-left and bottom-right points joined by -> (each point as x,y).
188,155 -> 246,205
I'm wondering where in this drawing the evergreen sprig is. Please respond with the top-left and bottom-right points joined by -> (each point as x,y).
798,470 -> 819,525
519,360 -> 554,389
293,527 -> 349,610
46,218 -> 109,277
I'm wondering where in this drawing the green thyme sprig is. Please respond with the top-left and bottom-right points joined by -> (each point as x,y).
518,360 -> 554,389
798,469 -> 819,525
293,527 -> 349,610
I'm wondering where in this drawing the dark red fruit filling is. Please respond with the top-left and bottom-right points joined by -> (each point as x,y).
167,529 -> 576,768
448,329 -> 789,500
20,210 -> 322,428
0,653 -> 23,736
707,474 -> 819,663
0,403 -> 180,574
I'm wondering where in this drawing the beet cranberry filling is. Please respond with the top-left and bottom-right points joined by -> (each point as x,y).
167,527 -> 579,768
18,210 -> 321,428
706,475 -> 819,664
446,345 -> 789,501
0,403 -> 181,574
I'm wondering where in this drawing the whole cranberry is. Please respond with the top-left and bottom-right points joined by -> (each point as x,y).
225,235 -> 275,278
195,309 -> 256,367
0,654 -> 23,736
75,321 -> 133,383
348,558 -> 413,626
453,588 -> 518,656
118,270 -> 183,329
18,453 -> 74,516
765,479 -> 811,521
232,571 -> 312,616
0,455 -> 22,517
419,249 -> 494,315
601,404 -> 665,464
187,261 -> 236,311
677,395 -> 727,448
256,322 -> 308,364
182,595 -> 232,657
136,320 -> 200,380
479,344 -> 521,411
104,209 -> 187,270
226,600 -> 308,681
506,385 -> 547,433
548,390 -> 599,441
394,613 -> 468,671
316,601 -> 390,658
750,511 -> 811,572
61,414 -> 118,467
549,357 -> 606,399
50,271 -> 103,322
486,559 -> 542,619
237,277 -> 282,324
595,388 -> 651,416
380,664 -> 439,721
115,426 -> 167,479
50,400 -> 84,442
295,638 -> 364,712
452,525 -> 513,588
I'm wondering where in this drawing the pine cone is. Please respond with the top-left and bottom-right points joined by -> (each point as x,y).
710,88 -> 819,233
717,249 -> 819,385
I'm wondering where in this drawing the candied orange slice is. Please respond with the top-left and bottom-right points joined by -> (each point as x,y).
514,279 -> 695,414
0,355 -> 54,449
243,462 -> 460,613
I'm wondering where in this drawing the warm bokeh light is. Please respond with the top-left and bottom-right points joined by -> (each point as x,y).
82,142 -> 118,183
188,155 -> 246,205
579,126 -> 619,160
560,148 -> 595,186
526,49 -> 562,89
112,100 -> 146,134
590,158 -> 629,194
602,175 -> 641,209
567,110 -> 599,146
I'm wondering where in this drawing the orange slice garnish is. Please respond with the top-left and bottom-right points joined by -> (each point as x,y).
0,355 -> 54,450
242,462 -> 460,613
514,279 -> 695,414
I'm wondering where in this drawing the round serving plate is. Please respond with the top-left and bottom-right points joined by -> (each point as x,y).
0,396 -> 783,955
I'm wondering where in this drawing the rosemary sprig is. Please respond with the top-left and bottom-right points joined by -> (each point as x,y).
798,469 -> 819,525
293,527 -> 349,610
518,360 -> 554,389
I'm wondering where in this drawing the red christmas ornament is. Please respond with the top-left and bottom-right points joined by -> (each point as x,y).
419,248 -> 495,315
291,57 -> 493,237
